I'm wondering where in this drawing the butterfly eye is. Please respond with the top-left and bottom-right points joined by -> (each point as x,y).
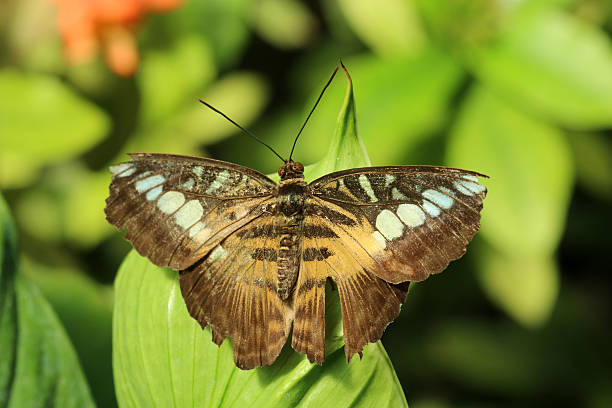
278,167 -> 285,177
293,162 -> 304,172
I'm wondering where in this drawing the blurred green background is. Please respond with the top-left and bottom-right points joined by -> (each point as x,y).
1,0 -> 612,406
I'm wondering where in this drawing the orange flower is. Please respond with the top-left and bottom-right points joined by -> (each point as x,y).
51,0 -> 181,76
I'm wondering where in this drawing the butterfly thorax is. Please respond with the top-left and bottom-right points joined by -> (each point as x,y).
275,167 -> 307,299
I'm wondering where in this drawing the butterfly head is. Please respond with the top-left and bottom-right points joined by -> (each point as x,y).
278,161 -> 304,181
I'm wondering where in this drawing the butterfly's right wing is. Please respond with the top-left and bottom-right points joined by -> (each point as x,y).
105,153 -> 277,270
293,166 -> 487,363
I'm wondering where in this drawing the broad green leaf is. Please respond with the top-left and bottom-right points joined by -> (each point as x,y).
113,67 -> 407,407
139,36 -> 217,124
280,48 -> 463,167
336,0 -> 426,56
113,252 -> 407,407
447,86 -> 574,256
0,195 -> 95,408
0,70 -> 110,188
470,3 -> 612,129
415,0 -> 506,50
477,247 -> 559,327
252,0 -> 317,49
22,258 -> 115,408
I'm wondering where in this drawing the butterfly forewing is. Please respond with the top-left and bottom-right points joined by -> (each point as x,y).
309,166 -> 487,283
105,153 -> 276,270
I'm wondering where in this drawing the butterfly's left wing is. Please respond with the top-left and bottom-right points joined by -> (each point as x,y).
293,166 -> 487,361
179,213 -> 293,370
105,153 -> 277,271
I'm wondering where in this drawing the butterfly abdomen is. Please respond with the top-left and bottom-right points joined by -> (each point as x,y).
276,180 -> 307,300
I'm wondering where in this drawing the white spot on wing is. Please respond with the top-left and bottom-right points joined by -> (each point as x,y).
239,174 -> 249,186
423,189 -> 454,209
136,175 -> 165,193
359,174 -> 378,202
180,178 -> 195,190
397,204 -> 426,228
376,209 -> 405,240
462,174 -> 479,182
146,185 -> 163,201
454,181 -> 473,196
174,200 -> 204,229
188,221 -> 205,238
205,170 -> 231,195
439,186 -> 455,197
384,174 -> 396,187
392,187 -> 408,201
422,200 -> 441,217
192,166 -> 203,178
209,245 -> 228,262
110,163 -> 133,177
458,179 -> 486,195
372,231 -> 387,248
157,191 -> 185,214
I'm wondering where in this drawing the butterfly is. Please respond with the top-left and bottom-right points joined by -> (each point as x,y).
105,65 -> 487,370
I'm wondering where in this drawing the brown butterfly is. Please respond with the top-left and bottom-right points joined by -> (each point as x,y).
105,65 -> 487,370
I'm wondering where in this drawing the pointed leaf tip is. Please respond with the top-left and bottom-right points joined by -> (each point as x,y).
305,62 -> 371,181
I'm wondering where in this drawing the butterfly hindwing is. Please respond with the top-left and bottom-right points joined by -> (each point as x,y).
293,212 -> 411,363
309,166 -> 487,283
105,153 -> 276,270
292,201 -> 411,362
178,213 -> 293,370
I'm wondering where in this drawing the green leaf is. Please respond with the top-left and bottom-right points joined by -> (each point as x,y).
0,195 -> 95,408
470,3 -> 612,129
447,86 -> 574,257
251,0 -> 318,49
415,0 -> 505,50
113,252 -> 407,407
336,0 -> 426,56
22,258 -> 115,408
113,66 -> 407,407
139,36 -> 217,125
0,70 -> 110,188
477,247 -> 559,327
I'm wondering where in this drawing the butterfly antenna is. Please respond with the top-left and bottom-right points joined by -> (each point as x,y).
289,65 -> 340,161
199,99 -> 286,163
